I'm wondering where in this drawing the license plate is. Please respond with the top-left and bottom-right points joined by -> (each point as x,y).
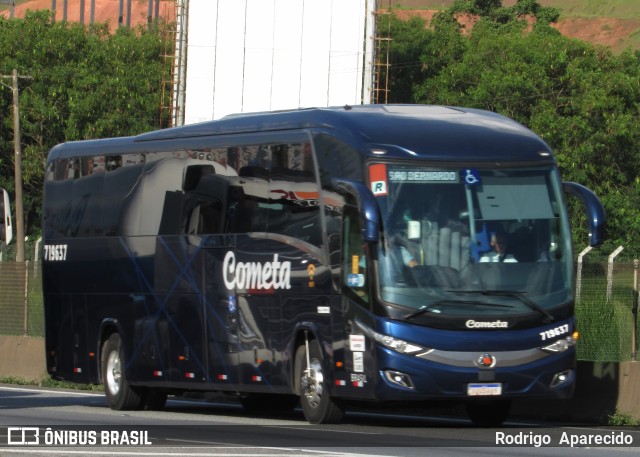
467,383 -> 502,396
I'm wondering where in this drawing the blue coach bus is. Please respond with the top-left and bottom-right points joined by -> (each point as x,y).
42,105 -> 605,425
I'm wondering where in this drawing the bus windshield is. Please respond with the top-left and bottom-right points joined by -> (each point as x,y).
374,164 -> 573,320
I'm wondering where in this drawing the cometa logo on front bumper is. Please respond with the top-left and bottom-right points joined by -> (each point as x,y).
466,320 -> 509,329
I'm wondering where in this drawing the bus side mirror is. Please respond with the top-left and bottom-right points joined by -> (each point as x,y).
333,179 -> 380,243
0,187 -> 12,248
562,182 -> 605,247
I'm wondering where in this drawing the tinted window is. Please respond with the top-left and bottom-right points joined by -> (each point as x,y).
183,139 -> 322,248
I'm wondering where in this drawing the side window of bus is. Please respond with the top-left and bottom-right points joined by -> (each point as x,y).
342,203 -> 368,303
266,142 -> 322,248
225,188 -> 267,234
313,133 -> 362,186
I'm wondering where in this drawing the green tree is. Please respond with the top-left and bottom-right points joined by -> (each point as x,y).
385,1 -> 640,255
448,0 -> 559,24
0,11 -> 172,236
378,12 -> 466,103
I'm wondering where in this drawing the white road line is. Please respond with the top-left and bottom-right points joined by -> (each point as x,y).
0,449 -> 379,456
0,385 -> 101,397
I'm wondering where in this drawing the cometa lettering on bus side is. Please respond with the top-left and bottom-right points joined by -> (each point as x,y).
222,251 -> 292,291
466,320 -> 509,329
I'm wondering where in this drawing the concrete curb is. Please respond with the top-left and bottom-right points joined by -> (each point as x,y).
0,335 -> 47,382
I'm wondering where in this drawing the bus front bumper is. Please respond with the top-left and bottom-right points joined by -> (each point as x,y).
373,345 -> 576,401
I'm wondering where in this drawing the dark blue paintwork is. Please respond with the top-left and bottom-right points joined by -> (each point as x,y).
42,104 -> 602,422
50,105 -> 556,164
563,182 -> 606,247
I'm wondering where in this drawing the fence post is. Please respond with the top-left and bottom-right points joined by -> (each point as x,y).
22,260 -> 29,336
576,246 -> 593,302
34,237 -> 42,280
633,259 -> 638,361
606,246 -> 624,302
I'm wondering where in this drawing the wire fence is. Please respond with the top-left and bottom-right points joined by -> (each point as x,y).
576,256 -> 639,361
0,254 -> 638,362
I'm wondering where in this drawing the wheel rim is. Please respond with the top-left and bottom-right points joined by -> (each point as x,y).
106,349 -> 122,396
301,357 -> 324,408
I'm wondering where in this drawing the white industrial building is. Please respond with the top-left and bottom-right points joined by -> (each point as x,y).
172,0 -> 377,125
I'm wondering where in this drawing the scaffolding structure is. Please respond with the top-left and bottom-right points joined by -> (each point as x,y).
159,0 -> 187,128
372,1 -> 392,104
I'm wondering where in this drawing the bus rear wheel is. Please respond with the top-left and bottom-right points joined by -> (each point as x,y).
101,333 -> 143,410
294,339 -> 344,424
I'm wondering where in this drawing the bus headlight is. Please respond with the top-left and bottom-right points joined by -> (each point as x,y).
541,336 -> 576,353
355,320 -> 426,355
378,334 -> 424,354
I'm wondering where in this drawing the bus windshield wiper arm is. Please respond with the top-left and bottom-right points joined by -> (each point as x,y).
450,290 -> 555,323
404,299 -> 512,320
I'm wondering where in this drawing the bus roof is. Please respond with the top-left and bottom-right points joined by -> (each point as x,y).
47,105 -> 555,164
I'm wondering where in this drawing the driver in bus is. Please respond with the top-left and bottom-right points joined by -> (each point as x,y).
479,231 -> 517,263
390,206 -> 423,269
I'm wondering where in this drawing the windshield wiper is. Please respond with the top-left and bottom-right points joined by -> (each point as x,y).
449,289 -> 554,323
404,299 -> 512,320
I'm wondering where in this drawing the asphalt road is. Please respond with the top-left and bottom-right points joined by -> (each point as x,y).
0,385 -> 638,457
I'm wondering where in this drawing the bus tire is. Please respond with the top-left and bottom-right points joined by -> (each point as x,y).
101,333 -> 143,411
466,399 -> 511,427
294,339 -> 344,424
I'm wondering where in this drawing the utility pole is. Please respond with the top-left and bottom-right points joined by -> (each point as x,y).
11,69 -> 25,263
0,0 -> 16,18
1,69 -> 27,262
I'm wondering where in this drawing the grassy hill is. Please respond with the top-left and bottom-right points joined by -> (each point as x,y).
393,0 -> 640,16
0,0 -> 174,33
3,1 -> 640,51
391,0 -> 640,51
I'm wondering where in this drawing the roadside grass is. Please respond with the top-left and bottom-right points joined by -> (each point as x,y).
0,375 -> 103,392
608,410 -> 640,426
27,272 -> 44,336
576,295 -> 634,361
392,0 -> 640,19
576,268 -> 636,361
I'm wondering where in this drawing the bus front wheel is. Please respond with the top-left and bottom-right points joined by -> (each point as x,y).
294,339 -> 344,424
101,333 -> 143,411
